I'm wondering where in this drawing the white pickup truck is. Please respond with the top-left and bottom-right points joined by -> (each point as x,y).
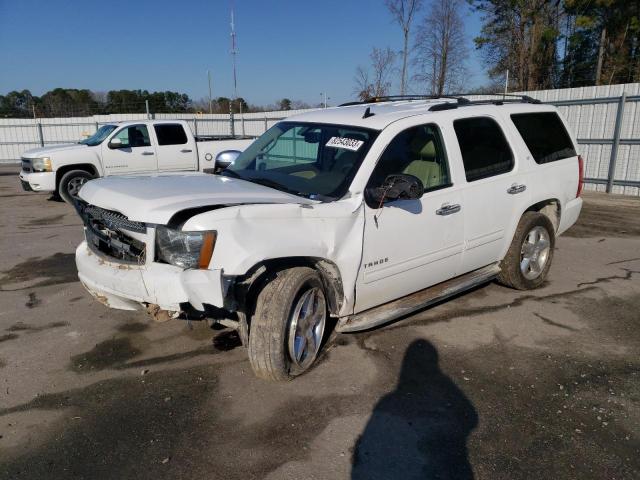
73,95 -> 583,381
18,119 -> 254,202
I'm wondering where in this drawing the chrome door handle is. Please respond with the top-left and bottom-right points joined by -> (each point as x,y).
180,149 -> 193,153
141,151 -> 155,156
507,184 -> 526,194
436,204 -> 461,216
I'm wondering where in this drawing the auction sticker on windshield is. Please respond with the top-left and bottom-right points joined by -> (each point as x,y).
326,136 -> 364,151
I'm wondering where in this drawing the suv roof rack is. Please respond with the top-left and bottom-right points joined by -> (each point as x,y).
339,95 -> 471,107
339,93 -> 542,111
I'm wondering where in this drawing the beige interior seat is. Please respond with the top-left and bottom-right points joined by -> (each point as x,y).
402,137 -> 443,188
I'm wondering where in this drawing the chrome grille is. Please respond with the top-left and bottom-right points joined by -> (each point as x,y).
83,205 -> 146,233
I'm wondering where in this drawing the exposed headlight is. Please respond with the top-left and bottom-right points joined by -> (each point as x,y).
155,226 -> 216,269
32,157 -> 52,172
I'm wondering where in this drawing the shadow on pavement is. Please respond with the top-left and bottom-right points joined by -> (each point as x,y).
352,339 -> 478,480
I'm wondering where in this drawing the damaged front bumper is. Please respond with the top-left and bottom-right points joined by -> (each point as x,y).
75,241 -> 227,313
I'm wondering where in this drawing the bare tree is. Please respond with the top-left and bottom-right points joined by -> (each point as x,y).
413,0 -> 467,95
371,47 -> 397,96
354,65 -> 374,101
385,0 -> 423,95
354,47 -> 397,100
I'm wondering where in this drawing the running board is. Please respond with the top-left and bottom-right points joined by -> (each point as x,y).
337,263 -> 501,333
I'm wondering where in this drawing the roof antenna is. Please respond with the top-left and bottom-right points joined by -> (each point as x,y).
363,107 -> 375,119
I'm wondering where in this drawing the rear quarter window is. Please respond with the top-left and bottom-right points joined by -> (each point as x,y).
510,112 -> 577,164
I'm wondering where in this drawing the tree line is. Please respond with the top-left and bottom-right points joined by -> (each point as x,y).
0,88 -> 318,118
355,0 -> 640,99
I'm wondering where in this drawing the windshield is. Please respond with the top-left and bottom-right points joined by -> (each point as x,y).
79,125 -> 117,146
224,122 -> 378,200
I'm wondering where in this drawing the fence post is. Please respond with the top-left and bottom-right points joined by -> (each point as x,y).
607,92 -> 626,193
36,121 -> 44,147
264,116 -> 268,133
95,122 -> 99,133
145,100 -> 150,120
194,117 -> 199,137
230,110 -> 235,137
241,114 -> 246,137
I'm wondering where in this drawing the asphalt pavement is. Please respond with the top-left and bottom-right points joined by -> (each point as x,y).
1,165 -> 639,480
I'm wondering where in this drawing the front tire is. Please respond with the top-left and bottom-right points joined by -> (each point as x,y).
498,212 -> 555,290
248,267 -> 328,381
59,170 -> 94,204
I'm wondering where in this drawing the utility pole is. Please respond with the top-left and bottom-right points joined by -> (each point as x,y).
230,4 -> 239,136
230,5 -> 239,106
207,70 -> 213,114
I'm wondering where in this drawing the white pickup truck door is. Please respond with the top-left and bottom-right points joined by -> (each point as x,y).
355,123 -> 465,313
451,115 -> 532,273
101,124 -> 157,175
152,123 -> 198,172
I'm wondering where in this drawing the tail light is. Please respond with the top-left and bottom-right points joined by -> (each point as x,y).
577,155 -> 584,197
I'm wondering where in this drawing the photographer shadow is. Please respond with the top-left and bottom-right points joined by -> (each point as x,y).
352,339 -> 478,480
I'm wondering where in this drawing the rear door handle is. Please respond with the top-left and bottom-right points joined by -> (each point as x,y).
180,149 -> 193,153
141,151 -> 154,156
507,184 -> 526,194
436,204 -> 461,216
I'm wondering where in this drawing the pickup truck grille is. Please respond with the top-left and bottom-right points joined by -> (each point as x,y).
21,158 -> 33,173
76,201 -> 147,264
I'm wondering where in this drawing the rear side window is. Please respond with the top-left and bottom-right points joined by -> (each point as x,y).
154,124 -> 188,145
453,117 -> 514,182
511,112 -> 577,164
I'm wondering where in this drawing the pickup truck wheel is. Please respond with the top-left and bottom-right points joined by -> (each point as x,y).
498,212 -> 555,290
59,170 -> 94,204
248,267 -> 327,381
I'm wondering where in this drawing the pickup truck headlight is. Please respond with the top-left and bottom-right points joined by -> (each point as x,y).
32,157 -> 52,172
155,226 -> 216,269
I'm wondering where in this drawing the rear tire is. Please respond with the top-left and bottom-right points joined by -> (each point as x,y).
248,267 -> 328,381
59,170 -> 94,204
497,212 -> 555,290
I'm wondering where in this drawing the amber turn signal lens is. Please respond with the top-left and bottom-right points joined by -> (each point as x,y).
198,231 -> 217,269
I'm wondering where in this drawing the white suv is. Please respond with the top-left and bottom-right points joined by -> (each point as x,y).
73,95 -> 584,381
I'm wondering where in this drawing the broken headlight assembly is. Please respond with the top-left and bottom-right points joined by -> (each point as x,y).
32,156 -> 52,172
155,226 -> 216,269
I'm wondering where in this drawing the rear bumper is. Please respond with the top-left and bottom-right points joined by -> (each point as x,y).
75,241 -> 226,312
18,171 -> 56,193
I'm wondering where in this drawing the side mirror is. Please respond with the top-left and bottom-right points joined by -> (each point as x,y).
368,174 -> 424,204
215,150 -> 241,170
108,137 -> 123,149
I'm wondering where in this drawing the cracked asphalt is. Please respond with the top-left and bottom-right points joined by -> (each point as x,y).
0,165 -> 639,480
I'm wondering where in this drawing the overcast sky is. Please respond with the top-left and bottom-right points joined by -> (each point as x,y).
0,0 -> 489,105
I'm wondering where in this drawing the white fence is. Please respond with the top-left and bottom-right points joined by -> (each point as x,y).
2,83 -> 639,195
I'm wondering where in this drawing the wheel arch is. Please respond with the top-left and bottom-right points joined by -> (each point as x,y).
55,164 -> 99,192
524,198 -> 561,232
237,256 -> 345,318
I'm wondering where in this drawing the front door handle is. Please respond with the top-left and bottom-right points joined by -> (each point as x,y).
507,183 -> 526,194
436,203 -> 461,216
141,151 -> 155,156
180,149 -> 193,153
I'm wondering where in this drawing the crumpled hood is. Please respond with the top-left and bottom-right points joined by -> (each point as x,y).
79,172 -> 314,224
22,143 -> 88,158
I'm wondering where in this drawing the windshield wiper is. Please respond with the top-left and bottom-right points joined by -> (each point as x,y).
248,177 -> 308,197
